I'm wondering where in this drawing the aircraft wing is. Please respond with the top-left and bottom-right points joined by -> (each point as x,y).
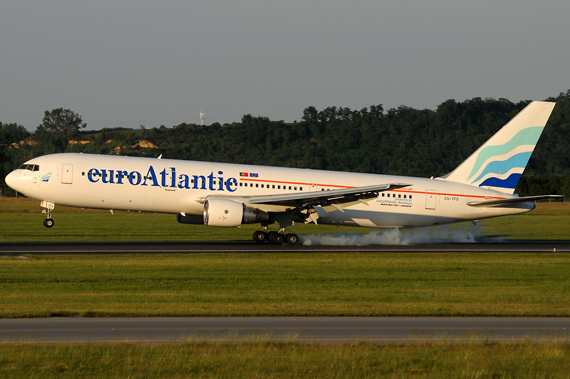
248,183 -> 411,211
467,195 -> 564,207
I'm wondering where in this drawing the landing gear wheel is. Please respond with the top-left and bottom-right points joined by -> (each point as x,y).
285,233 -> 299,245
268,231 -> 284,245
44,218 -> 54,228
253,230 -> 267,243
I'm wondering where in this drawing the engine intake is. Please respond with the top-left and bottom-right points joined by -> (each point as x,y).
203,199 -> 269,227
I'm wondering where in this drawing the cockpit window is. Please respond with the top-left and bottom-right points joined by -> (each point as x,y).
19,164 -> 40,171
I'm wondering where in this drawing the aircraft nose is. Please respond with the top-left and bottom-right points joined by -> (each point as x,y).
5,170 -> 18,190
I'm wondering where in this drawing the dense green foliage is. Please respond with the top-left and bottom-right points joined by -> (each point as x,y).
2,91 -> 570,196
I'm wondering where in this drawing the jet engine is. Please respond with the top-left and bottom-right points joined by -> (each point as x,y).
203,199 -> 269,227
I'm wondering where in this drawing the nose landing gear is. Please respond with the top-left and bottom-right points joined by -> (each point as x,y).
41,201 -> 55,228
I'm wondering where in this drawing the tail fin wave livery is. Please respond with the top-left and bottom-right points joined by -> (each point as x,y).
441,101 -> 556,194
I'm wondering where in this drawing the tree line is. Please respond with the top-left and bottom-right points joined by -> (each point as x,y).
2,91 -> 570,198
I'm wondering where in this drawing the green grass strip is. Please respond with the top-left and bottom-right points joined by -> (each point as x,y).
1,253 -> 569,317
0,341 -> 569,378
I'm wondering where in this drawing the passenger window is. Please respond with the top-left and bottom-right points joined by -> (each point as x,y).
300,187 -> 303,191
289,186 -> 292,190
294,187 -> 297,190
272,185 -> 275,189
261,184 -> 264,188
278,185 -> 281,189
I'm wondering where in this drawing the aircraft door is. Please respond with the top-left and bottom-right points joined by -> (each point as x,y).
61,164 -> 73,184
425,190 -> 436,210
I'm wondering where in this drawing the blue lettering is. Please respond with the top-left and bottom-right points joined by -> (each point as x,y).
192,175 -> 206,190
170,167 -> 176,188
217,171 -> 225,191
143,166 -> 160,187
207,172 -> 216,191
88,168 -> 100,183
160,169 -> 168,187
178,174 -> 191,189
226,177 -> 237,192
129,171 -> 142,185
87,165 -> 238,192
101,169 -> 114,184
116,170 -> 128,184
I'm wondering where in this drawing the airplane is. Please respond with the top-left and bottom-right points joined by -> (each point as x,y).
4,101 -> 563,245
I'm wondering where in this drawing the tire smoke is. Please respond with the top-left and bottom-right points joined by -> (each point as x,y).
301,225 -> 477,246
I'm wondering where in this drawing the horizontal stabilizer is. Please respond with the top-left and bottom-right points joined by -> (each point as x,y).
467,195 -> 563,207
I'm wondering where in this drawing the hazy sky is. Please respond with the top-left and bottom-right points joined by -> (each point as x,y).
1,1 -> 569,131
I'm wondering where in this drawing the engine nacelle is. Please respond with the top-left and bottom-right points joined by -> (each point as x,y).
203,199 -> 269,227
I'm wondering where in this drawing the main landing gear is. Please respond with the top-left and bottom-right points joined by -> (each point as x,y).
252,225 -> 299,245
41,201 -> 55,228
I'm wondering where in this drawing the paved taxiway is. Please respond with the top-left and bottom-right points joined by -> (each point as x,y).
1,240 -> 569,254
1,317 -> 569,344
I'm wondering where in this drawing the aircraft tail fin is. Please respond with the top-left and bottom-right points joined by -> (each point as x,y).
440,101 -> 555,194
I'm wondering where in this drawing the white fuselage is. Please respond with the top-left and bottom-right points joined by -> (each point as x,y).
6,153 -> 534,228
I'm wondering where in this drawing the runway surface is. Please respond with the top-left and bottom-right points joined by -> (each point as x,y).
1,240 -> 569,254
1,317 -> 569,344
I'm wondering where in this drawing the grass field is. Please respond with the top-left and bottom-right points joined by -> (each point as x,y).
1,253 -> 569,318
1,197 -> 569,242
1,197 -> 570,318
2,197 -> 569,377
1,341 -> 569,378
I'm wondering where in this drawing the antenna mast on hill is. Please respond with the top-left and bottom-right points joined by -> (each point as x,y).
199,109 -> 206,125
